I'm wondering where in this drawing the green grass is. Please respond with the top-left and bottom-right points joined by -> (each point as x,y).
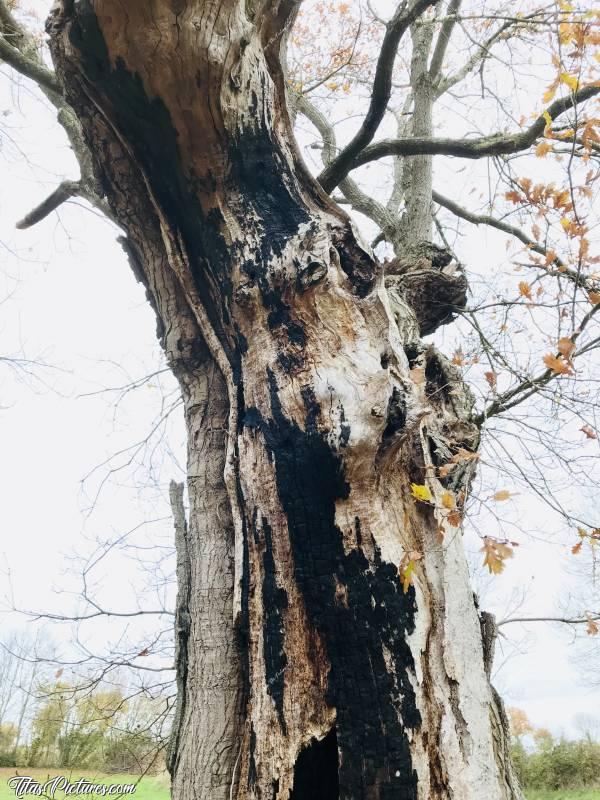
0,769 -> 169,800
525,791 -> 600,799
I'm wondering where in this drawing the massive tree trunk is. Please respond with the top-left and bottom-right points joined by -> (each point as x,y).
48,2 -> 522,798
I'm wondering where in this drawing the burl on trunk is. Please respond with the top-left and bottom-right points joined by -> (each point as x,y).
48,2 -> 522,798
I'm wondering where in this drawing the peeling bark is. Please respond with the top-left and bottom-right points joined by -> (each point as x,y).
47,2 -> 522,798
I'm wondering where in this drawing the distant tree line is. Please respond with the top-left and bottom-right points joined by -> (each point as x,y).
509,707 -> 600,792
0,682 -> 165,774
0,634 -> 167,774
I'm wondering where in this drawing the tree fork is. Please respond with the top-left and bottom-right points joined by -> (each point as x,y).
48,2 -> 522,798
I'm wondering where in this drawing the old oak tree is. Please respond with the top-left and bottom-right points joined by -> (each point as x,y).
2,0 -> 600,798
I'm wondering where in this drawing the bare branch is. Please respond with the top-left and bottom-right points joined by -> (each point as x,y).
0,0 -> 33,54
476,303 -> 600,423
0,33 -> 62,96
25,608 -> 174,622
15,180 -> 81,229
433,189 -> 595,292
435,12 -> 536,96
429,0 -> 461,79
349,84 -> 600,172
498,613 -> 600,628
0,3 -> 107,217
294,91 -> 399,240
317,0 -> 441,193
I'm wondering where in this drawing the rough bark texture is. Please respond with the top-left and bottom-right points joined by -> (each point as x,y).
400,22 -> 434,249
47,2 -> 522,799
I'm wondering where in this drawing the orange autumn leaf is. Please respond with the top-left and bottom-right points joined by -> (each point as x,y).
555,189 -> 571,209
542,88 -> 556,104
447,510 -> 462,528
589,291 -> 600,305
586,617 -> 599,636
518,281 -> 533,299
557,337 -> 576,362
452,348 -> 465,366
535,140 -> 552,157
543,353 -> 574,375
481,538 -> 514,575
484,371 -> 497,391
572,541 -> 583,555
580,424 -> 597,440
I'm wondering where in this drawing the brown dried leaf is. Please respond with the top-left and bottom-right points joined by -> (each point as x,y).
439,462 -> 457,478
557,337 -> 576,362
535,141 -> 552,157
543,353 -> 574,375
581,424 -> 597,440
452,447 -> 479,463
447,510 -> 462,528
484,371 -> 497,391
481,538 -> 514,575
519,281 -> 533,299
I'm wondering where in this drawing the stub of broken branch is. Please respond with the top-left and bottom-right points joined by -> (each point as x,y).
385,242 -> 468,336
16,180 -> 80,229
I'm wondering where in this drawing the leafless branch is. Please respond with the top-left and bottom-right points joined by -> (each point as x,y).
294,91 -> 399,239
498,613 -> 600,628
318,0 -> 441,193
15,180 -> 81,229
0,34 -> 61,96
429,0 -> 461,79
348,84 -> 600,174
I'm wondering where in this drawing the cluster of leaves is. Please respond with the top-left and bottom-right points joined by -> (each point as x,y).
409,458 -> 519,578
287,1 -> 374,96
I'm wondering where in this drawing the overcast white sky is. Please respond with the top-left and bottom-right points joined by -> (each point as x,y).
0,0 -> 599,740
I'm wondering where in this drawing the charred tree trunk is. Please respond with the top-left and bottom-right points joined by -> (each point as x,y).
48,2 -> 522,798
